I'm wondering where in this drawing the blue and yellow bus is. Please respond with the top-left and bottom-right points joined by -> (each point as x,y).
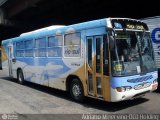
1,18 -> 158,102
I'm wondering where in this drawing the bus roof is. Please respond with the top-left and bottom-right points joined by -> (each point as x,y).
19,18 -> 108,39
2,17 -> 146,42
2,37 -> 21,44
20,25 -> 66,37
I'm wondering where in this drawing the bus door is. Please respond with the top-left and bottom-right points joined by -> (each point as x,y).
8,46 -> 13,77
87,36 -> 104,97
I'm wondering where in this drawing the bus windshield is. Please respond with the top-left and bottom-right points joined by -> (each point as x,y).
111,31 -> 157,76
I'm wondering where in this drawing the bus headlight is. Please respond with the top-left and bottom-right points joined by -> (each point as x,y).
116,86 -> 132,92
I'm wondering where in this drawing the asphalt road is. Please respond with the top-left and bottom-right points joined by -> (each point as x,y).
0,70 -> 160,120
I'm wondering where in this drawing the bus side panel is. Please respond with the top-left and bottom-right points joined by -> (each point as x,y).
1,43 -> 9,76
48,31 -> 86,91
11,32 -> 85,91
48,58 -> 85,90
15,57 -> 72,88
13,55 -> 85,91
23,58 -> 50,86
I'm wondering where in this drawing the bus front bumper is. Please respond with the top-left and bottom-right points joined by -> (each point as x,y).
110,82 -> 158,102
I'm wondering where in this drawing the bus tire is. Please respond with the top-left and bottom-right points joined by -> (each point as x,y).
17,69 -> 25,84
70,78 -> 84,102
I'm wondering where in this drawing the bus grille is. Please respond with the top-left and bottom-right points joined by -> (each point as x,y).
127,75 -> 153,83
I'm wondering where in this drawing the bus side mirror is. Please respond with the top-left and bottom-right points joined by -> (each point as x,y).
109,36 -> 115,50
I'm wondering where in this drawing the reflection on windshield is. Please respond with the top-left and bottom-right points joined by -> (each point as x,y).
111,31 -> 156,76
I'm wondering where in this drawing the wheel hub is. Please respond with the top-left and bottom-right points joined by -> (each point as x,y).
72,84 -> 81,97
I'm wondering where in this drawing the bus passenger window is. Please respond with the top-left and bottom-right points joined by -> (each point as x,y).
64,33 -> 81,57
48,35 -> 63,57
35,37 -> 46,57
16,41 -> 24,57
25,40 -> 33,57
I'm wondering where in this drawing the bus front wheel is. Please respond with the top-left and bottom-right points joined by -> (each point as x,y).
70,78 -> 84,102
17,70 -> 25,84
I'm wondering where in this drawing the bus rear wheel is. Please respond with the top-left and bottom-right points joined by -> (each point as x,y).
17,70 -> 25,84
70,78 -> 84,102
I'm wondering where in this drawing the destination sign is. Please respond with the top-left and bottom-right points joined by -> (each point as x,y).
126,24 -> 145,30
111,19 -> 149,31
